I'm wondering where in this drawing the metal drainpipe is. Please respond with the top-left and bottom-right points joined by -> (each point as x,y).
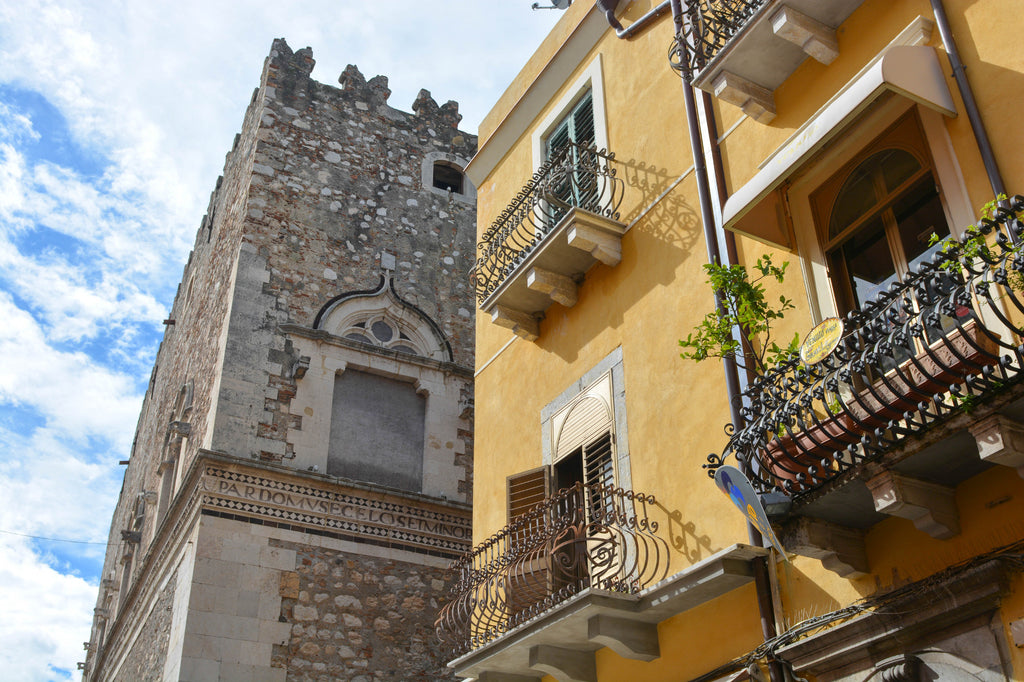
667,4 -> 784,681
615,0 -> 672,39
930,0 -> 1007,202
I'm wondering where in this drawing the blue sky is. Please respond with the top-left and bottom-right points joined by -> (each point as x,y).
0,1 -> 563,678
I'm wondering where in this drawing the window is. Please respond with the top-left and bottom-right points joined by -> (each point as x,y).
507,366 -> 621,523
341,316 -> 423,356
316,279 -> 450,362
287,278 -> 471,502
504,369 -> 622,609
544,90 -> 598,217
422,152 -> 474,204
432,161 -> 463,194
811,112 -> 950,315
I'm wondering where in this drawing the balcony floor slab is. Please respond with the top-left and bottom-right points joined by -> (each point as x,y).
692,0 -> 866,100
480,208 -> 626,322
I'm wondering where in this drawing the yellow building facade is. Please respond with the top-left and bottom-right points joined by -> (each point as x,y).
437,1 -> 1024,681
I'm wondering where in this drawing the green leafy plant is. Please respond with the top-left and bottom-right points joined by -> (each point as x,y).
930,194 -> 1006,268
679,255 -> 799,375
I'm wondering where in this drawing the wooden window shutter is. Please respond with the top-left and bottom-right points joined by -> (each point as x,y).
507,466 -> 550,522
571,91 -> 595,149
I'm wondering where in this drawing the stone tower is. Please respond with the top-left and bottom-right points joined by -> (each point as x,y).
82,38 -> 477,681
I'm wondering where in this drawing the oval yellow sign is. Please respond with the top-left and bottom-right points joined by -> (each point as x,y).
800,317 -> 844,365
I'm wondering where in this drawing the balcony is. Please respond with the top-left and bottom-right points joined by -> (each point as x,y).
471,142 -> 626,341
706,198 -> 1024,575
436,483 -> 767,680
677,0 -> 866,123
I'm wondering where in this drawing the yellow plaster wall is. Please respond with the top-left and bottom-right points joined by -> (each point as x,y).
469,0 -> 1024,676
595,584 -> 765,681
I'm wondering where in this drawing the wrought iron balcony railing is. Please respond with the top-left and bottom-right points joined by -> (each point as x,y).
471,142 -> 624,303
674,0 -> 767,79
435,483 -> 668,659
706,196 -> 1024,499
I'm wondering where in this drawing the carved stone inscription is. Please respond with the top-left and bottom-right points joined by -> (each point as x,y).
200,466 -> 470,556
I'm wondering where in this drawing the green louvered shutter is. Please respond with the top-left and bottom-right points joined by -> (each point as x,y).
545,91 -> 596,220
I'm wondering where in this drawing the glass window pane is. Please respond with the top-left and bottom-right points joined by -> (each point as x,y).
838,216 -> 898,309
829,162 -> 878,239
371,320 -> 393,342
893,177 -> 948,274
880,149 -> 921,193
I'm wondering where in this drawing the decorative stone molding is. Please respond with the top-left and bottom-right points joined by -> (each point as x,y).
875,655 -> 922,682
199,463 -> 471,558
867,472 -> 960,539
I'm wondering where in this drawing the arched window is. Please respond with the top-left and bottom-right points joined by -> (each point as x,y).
316,278 -> 451,362
432,161 -> 464,194
812,112 -> 951,313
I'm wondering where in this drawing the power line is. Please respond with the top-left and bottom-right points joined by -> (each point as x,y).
0,528 -> 108,545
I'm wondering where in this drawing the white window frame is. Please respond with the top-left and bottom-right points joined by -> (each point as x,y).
787,98 -> 973,323
531,54 -> 609,172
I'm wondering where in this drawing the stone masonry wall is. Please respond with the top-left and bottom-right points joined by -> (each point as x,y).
210,39 -> 478,465
274,540 -> 455,681
86,38 -> 477,680
109,567 -> 176,682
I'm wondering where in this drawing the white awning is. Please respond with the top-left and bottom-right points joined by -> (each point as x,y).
723,45 -> 956,245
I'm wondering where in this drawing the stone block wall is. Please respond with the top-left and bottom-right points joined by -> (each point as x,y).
274,541 -> 454,681
179,514 -> 294,682
109,567 -> 176,682
172,509 -> 459,681
211,39 -> 478,465
85,38 -> 477,680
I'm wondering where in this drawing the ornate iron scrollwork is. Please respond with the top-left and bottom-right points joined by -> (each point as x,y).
707,196 -> 1024,500
470,143 -> 625,302
434,482 -> 668,659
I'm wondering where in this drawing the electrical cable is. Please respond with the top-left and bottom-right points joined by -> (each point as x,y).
0,528 -> 109,545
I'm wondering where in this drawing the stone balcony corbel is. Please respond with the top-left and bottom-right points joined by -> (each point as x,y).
529,645 -> 596,682
969,413 -> 1024,478
587,614 -> 660,662
770,5 -> 839,65
712,72 -> 776,124
780,517 -> 869,578
491,305 -> 540,342
867,472 -> 960,539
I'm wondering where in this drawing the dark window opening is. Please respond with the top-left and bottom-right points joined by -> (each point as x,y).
433,161 -> 464,194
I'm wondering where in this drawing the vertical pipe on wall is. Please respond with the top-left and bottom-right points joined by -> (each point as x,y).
930,0 -> 1007,202
667,4 -> 783,681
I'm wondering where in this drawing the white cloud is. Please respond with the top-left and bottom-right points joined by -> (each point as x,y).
0,291 -> 143,448
0,534 -> 99,682
0,424 -> 121,543
0,2 -> 565,680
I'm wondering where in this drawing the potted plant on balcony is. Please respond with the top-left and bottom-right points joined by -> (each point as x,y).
679,255 -> 858,491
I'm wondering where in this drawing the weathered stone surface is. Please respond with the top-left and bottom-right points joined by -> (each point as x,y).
84,37 -> 475,682
274,543 -> 456,680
